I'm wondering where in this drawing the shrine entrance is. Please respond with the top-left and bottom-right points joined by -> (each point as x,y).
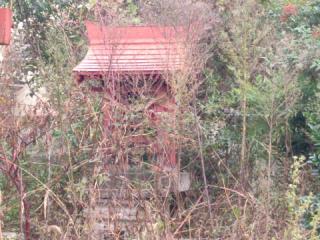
73,21 -> 192,238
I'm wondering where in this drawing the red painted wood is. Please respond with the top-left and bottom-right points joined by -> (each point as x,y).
0,8 -> 13,45
73,21 -> 188,168
85,21 -> 187,44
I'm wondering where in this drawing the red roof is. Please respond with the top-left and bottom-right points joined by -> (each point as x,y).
0,8 -> 13,45
73,21 -> 188,81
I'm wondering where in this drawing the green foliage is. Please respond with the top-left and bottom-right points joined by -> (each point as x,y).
2,0 -> 320,239
285,156 -> 309,239
285,156 -> 320,239
126,0 -> 140,24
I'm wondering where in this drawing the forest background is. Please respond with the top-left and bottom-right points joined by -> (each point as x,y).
0,0 -> 320,239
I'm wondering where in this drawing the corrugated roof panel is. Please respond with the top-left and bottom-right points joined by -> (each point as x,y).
73,21 -> 188,80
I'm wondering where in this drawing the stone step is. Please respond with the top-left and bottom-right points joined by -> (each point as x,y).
93,188 -> 152,200
85,205 -> 145,220
90,208 -> 137,221
100,169 -> 191,192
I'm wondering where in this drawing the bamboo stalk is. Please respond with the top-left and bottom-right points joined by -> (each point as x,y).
0,190 -> 3,240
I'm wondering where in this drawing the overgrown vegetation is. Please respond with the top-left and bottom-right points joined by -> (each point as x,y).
0,0 -> 320,239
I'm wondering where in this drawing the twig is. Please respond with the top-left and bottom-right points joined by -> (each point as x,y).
173,194 -> 204,236
192,99 -> 214,229
0,190 -> 2,240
